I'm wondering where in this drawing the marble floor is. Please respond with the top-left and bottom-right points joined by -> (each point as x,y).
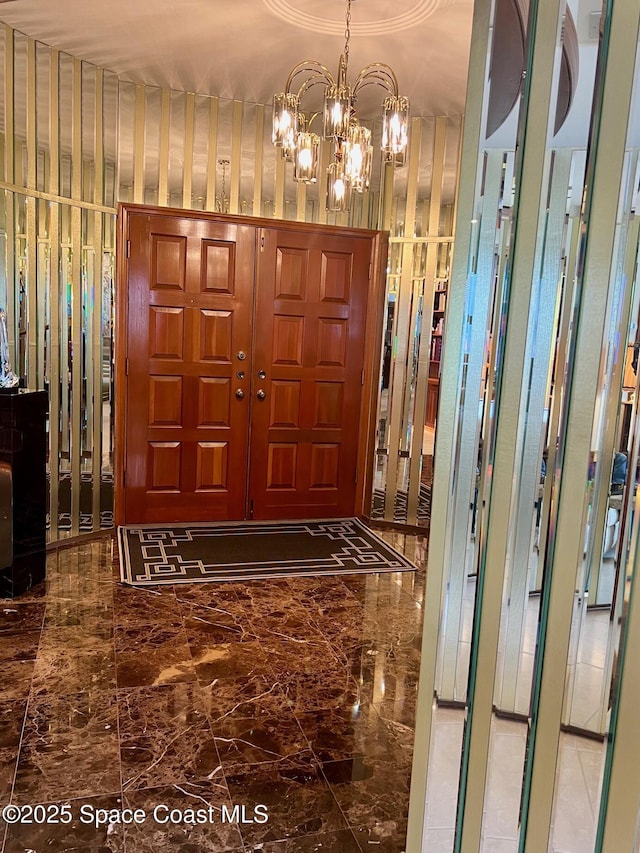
0,531 -> 427,853
0,529 -> 611,853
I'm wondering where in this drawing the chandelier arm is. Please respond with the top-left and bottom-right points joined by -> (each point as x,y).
304,111 -> 322,132
297,77 -> 337,102
353,63 -> 400,97
352,75 -> 397,97
285,61 -> 336,95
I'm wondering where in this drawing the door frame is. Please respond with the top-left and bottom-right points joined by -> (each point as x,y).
114,203 -> 388,525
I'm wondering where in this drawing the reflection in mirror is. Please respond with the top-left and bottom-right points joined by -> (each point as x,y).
561,152 -> 640,742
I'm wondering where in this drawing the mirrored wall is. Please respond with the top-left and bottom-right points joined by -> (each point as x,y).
407,0 -> 640,849
0,23 -> 463,540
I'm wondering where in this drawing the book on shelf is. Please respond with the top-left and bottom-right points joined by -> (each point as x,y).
431,335 -> 443,361
435,292 -> 447,311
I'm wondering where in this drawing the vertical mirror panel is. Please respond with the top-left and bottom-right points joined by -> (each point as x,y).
371,115 -> 458,530
561,155 -> 640,739
493,150 -> 574,722
551,34 -> 640,853
142,86 -> 161,207
412,0 -> 519,818
103,70 -> 118,209
117,79 -> 134,203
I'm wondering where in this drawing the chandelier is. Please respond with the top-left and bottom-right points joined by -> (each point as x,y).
216,158 -> 230,214
271,0 -> 409,212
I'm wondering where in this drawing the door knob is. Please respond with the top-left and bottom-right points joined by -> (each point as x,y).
256,389 -> 266,400
258,369 -> 267,379
236,351 -> 246,361
235,388 -> 245,399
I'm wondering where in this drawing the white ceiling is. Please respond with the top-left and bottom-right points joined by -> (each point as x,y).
0,0 -> 473,118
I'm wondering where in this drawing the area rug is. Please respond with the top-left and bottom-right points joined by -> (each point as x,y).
118,518 -> 415,586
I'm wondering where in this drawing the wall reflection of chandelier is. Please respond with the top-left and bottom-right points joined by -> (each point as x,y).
271,0 -> 409,212
216,158 -> 230,214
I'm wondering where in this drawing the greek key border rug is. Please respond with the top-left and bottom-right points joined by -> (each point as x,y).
118,518 -> 415,586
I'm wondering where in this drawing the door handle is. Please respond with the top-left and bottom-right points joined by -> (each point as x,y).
258,369 -> 267,379
235,389 -> 245,399
256,389 -> 266,400
236,351 -> 247,361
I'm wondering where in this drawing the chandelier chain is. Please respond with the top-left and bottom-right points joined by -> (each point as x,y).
344,0 -> 352,73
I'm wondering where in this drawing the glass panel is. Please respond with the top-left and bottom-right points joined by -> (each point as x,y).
58,53 -> 73,199
102,71 -> 118,208
35,42 -> 50,194
117,80 -> 135,203
141,85 -> 161,206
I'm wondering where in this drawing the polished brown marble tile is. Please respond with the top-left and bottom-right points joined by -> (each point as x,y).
212,709 -> 310,772
0,700 -> 26,799
296,706 -> 410,765
321,755 -> 413,832
19,693 -> 117,790
265,637 -> 343,678
174,582 -> 247,614
43,599 -> 114,639
365,671 -> 419,727
190,640 -> 270,685
0,660 -> 35,701
22,688 -> 119,740
38,624 -> 114,656
225,760 -> 348,846
232,579 -> 296,613
118,684 -> 220,792
113,583 -> 182,628
247,828 -> 362,852
0,602 -> 45,634
45,562 -> 114,601
181,600 -> 258,647
0,747 -> 17,800
311,609 -> 367,651
277,666 -> 365,714
115,623 -> 196,688
339,572 -> 417,606
352,819 -> 409,852
31,646 -> 117,696
201,675 -> 291,722
0,699 -> 27,749
51,545 -> 114,586
0,578 -> 47,604
121,781 -> 244,852
2,793 -> 125,853
290,577 -> 360,611
0,629 -> 41,663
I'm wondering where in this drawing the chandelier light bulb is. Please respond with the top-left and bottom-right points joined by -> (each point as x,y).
382,95 -> 410,158
326,161 -> 352,212
344,123 -> 373,192
294,131 -> 320,183
323,83 -> 351,141
272,93 -> 299,149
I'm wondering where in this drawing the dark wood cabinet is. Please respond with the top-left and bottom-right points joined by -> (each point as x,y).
0,389 -> 48,596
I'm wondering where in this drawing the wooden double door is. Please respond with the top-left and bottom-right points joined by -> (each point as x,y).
115,206 -> 386,524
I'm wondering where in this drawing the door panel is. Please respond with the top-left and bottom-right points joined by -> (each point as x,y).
124,214 -> 255,522
120,210 -> 379,525
249,227 -> 370,519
